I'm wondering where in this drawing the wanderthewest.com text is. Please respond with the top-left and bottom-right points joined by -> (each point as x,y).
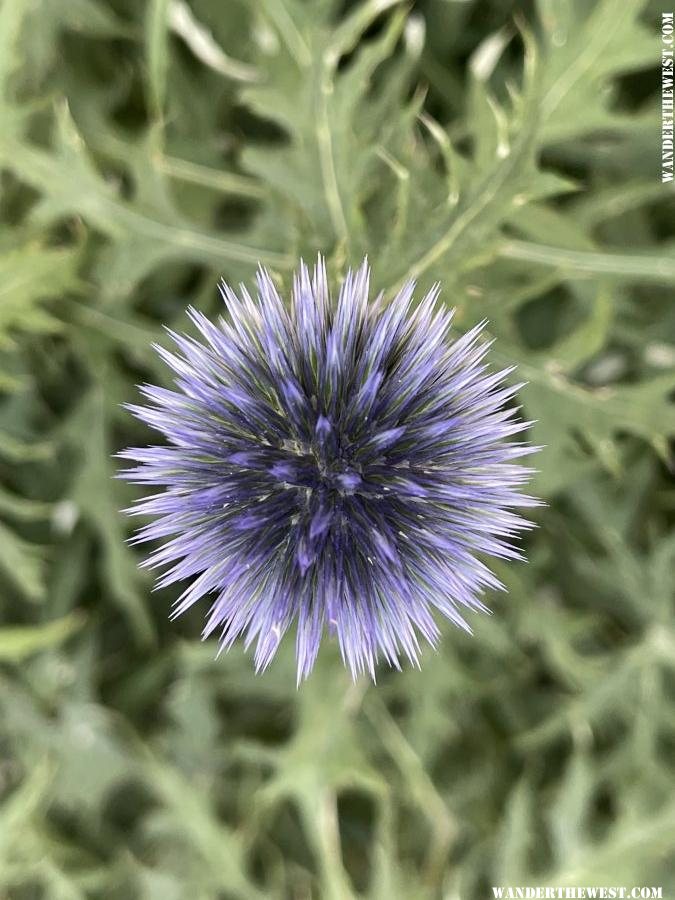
663,13 -> 674,181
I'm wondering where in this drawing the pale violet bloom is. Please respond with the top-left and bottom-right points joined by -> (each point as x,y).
120,258 -> 539,681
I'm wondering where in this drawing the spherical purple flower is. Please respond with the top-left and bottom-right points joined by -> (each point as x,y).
120,258 -> 539,681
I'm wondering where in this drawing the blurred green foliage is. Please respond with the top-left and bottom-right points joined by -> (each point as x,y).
0,0 -> 673,897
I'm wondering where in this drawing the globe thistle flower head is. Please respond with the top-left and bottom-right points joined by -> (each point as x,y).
120,258 -> 539,681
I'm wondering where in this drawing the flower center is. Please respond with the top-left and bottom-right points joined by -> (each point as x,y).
315,456 -> 363,495
274,429 -> 363,496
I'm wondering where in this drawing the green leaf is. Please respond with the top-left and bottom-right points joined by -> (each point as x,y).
0,241 -> 81,349
243,0 -> 411,254
499,239 -> 675,284
64,388 -> 155,646
0,520 -> 45,602
0,612 -> 83,662
515,363 -> 675,493
0,105 -> 292,302
146,0 -> 171,115
537,0 -> 655,143
375,19 -> 546,290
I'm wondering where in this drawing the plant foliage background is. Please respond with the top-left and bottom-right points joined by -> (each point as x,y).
0,0 -> 674,896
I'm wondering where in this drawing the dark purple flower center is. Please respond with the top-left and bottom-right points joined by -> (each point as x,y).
272,427 -> 363,497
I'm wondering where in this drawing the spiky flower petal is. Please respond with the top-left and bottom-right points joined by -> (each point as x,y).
120,258 -> 539,680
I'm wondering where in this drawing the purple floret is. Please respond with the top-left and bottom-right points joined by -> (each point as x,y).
119,258 -> 539,681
